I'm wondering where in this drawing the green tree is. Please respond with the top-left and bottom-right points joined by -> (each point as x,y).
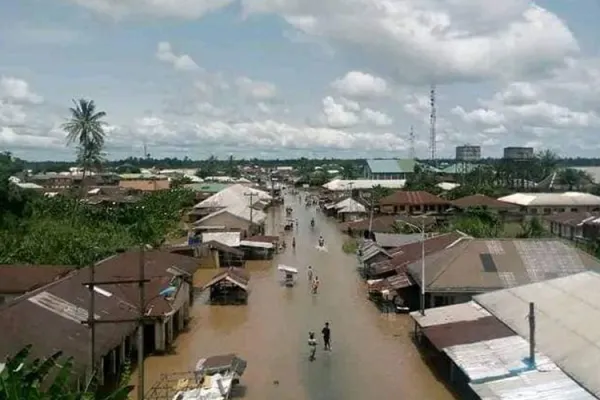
62,99 -> 107,198
0,345 -> 133,400
558,168 -> 593,190
371,185 -> 393,202
518,217 -> 547,238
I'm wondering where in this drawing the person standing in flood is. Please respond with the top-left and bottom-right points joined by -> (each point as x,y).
322,322 -> 331,351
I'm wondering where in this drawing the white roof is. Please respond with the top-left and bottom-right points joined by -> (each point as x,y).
411,301 -> 491,328
437,182 -> 460,191
198,204 -> 267,226
240,240 -> 274,249
334,198 -> 367,213
323,179 -> 406,191
202,232 -> 240,247
498,192 -> 600,207
475,271 -> 600,397
194,183 -> 271,209
278,265 -> 298,274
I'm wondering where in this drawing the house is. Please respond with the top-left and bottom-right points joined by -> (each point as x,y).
332,197 -> 368,222
201,268 -> 249,305
451,194 -> 518,213
358,241 -> 392,267
406,238 -> 600,309
373,233 -> 422,249
322,179 -> 406,192
474,271 -> 600,398
193,205 -> 267,238
544,211 -> 600,242
498,191 -> 600,215
379,191 -> 450,215
184,183 -> 231,201
340,215 -> 437,237
365,159 -> 417,180
93,250 -> 201,354
118,174 -> 170,191
0,265 -> 72,305
409,302 -> 592,399
0,268 -> 139,388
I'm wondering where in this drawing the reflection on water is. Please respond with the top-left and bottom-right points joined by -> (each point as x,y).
131,193 -> 456,400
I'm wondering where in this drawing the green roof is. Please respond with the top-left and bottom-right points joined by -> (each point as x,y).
397,159 -> 418,173
184,183 -> 231,193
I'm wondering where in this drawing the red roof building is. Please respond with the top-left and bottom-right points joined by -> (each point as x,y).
379,191 -> 450,215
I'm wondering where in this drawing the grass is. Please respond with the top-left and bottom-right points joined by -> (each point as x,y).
342,238 -> 359,254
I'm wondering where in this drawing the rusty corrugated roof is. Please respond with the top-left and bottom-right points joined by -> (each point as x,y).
422,316 -> 515,350
451,194 -> 517,210
379,191 -> 448,206
0,265 -> 73,294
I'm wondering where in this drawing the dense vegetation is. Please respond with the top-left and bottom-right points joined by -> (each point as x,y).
0,99 -> 196,267
0,345 -> 132,400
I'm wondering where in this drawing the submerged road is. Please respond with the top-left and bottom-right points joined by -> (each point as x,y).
135,192 -> 455,400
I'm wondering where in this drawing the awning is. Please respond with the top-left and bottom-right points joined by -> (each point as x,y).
278,265 -> 298,274
240,240 -> 274,249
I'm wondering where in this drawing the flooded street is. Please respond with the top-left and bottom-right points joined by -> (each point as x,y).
134,192 -> 455,400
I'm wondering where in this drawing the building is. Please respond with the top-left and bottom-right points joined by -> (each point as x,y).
118,174 -> 170,191
406,238 -> 600,308
379,191 -> 450,214
365,159 -> 417,180
455,145 -> 481,161
474,271 -> 600,397
451,194 -> 519,213
0,265 -> 72,305
410,302 -> 593,399
331,197 -> 368,222
322,179 -> 406,192
193,205 -> 266,238
503,146 -> 534,160
498,192 -> 600,215
544,212 -> 600,242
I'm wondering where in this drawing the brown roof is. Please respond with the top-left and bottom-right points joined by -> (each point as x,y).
408,238 -> 600,293
340,215 -> 437,233
422,316 -> 515,350
94,250 -> 201,281
201,268 -> 249,291
545,211 -> 600,227
370,232 -> 468,277
451,194 -> 516,210
379,191 -> 448,206
0,265 -> 73,294
0,269 -> 138,375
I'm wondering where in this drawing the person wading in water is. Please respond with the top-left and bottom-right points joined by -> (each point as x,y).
308,332 -> 317,361
322,322 -> 331,351
307,266 -> 313,281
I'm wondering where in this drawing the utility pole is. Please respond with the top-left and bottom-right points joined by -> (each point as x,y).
368,195 -> 374,234
244,192 -> 255,227
528,302 -> 536,366
429,84 -> 437,164
82,246 -> 150,399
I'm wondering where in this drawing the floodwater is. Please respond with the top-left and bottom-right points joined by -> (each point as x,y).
132,192 -> 456,400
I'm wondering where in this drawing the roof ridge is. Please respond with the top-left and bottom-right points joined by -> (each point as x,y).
427,238 -> 472,288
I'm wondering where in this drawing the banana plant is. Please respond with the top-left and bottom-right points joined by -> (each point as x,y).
0,345 -> 133,400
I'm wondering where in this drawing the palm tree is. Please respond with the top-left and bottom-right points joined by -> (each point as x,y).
62,99 -> 107,199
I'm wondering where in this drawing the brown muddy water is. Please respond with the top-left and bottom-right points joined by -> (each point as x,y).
132,193 -> 455,400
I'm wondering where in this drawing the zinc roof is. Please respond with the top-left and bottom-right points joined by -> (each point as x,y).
202,232 -> 241,247
194,184 -> 271,209
367,159 -> 404,174
407,239 -> 600,293
475,271 -> 600,397
498,192 -> 600,207
323,179 -> 406,191
411,301 -> 492,328
334,197 -> 367,213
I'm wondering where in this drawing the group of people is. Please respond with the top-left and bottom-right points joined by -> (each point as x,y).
308,322 -> 332,361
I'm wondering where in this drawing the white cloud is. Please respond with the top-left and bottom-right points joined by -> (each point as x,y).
331,71 -> 388,98
257,102 -> 271,114
321,96 -> 359,128
451,106 -> 506,126
235,77 -> 277,100
0,77 -> 43,104
67,0 -> 234,19
156,42 -> 199,71
361,108 -> 392,126
243,0 -> 579,84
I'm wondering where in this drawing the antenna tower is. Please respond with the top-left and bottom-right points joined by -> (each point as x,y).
429,84 -> 437,162
409,125 -> 415,159
143,140 -> 148,159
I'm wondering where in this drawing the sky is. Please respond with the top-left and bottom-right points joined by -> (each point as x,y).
0,0 -> 599,161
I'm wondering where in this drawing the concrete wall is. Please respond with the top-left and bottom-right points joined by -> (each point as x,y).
523,205 -> 600,215
119,179 -> 170,191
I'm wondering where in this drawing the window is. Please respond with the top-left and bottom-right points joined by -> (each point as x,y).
530,208 -> 538,214
571,208 -> 578,212
543,208 -> 551,214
